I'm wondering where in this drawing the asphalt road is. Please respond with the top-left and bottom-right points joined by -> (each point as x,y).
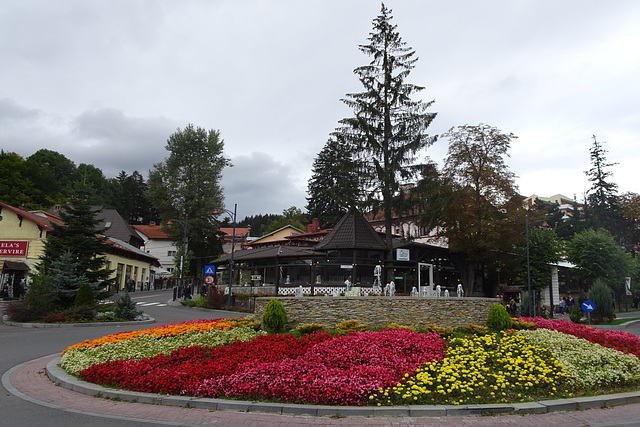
0,289 -> 244,427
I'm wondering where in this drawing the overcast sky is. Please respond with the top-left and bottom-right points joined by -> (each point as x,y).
2,1 -> 639,219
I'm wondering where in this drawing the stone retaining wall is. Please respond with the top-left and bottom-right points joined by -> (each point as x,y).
254,296 -> 500,329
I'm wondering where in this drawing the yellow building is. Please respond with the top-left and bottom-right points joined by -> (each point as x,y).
0,202 -> 159,297
248,225 -> 304,247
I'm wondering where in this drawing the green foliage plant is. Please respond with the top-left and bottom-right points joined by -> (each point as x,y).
261,299 -> 288,333
385,322 -> 416,332
74,282 -> 95,307
64,305 -> 96,322
509,318 -> 535,330
588,279 -> 615,323
422,323 -> 453,338
486,304 -> 513,332
464,323 -> 489,335
335,319 -> 368,335
569,304 -> 583,323
295,323 -> 326,335
114,292 -> 142,320
24,270 -> 55,318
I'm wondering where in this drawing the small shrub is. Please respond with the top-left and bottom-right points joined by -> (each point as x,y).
113,292 -> 142,320
96,312 -> 119,322
234,317 -> 262,331
262,299 -> 288,333
74,282 -> 95,307
5,300 -> 37,322
205,286 -> 228,309
335,319 -> 368,335
40,313 -> 69,323
464,323 -> 489,335
386,322 -> 416,332
569,304 -> 583,323
486,304 -> 512,331
194,296 -> 206,308
588,279 -> 614,323
64,305 -> 96,322
181,299 -> 197,307
96,303 -> 116,313
424,323 -> 453,338
24,271 -> 56,317
296,323 -> 326,335
510,318 -> 535,330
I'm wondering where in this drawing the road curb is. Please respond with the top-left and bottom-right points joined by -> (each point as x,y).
44,356 -> 640,418
1,314 -> 155,328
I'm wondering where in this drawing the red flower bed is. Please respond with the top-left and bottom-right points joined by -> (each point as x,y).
80,328 -> 446,406
80,331 -> 332,395
522,317 -> 640,359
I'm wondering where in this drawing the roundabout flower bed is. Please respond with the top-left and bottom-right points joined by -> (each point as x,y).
60,317 -> 640,407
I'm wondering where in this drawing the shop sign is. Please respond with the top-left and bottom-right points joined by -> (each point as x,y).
396,248 -> 410,261
0,241 -> 28,257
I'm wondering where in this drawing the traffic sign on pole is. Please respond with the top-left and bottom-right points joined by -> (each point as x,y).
204,275 -> 215,285
581,301 -> 595,312
204,265 -> 216,275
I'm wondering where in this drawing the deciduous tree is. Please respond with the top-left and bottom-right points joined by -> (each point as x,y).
147,124 -> 231,276
438,124 -> 523,296
566,228 -> 637,292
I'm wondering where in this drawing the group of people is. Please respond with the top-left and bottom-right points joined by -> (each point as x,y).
556,295 -> 575,314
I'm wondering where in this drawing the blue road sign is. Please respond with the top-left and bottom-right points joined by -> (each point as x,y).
204,265 -> 216,275
581,300 -> 595,312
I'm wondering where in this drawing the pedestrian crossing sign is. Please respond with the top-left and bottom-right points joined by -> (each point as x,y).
204,265 -> 216,275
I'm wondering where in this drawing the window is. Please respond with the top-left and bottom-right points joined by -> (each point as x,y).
168,250 -> 177,256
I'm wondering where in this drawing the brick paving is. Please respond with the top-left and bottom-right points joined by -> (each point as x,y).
5,354 -> 640,426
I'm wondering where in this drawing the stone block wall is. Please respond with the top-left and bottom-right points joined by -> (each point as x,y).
253,296 -> 501,330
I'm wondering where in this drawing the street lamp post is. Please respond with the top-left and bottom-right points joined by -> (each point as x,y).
525,214 -> 533,317
167,215 -> 188,301
214,204 -> 237,307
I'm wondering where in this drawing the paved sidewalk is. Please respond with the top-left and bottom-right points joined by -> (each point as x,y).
5,354 -> 640,426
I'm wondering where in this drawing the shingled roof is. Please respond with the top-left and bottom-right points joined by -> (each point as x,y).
314,211 -> 386,251
213,245 -> 324,263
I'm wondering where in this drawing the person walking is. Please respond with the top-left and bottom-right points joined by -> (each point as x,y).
558,297 -> 566,315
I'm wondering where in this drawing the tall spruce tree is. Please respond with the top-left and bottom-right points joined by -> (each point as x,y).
306,134 -> 362,228
585,135 -> 624,240
38,181 -> 113,300
338,4 -> 436,271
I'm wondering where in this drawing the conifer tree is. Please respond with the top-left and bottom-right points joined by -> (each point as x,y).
338,4 -> 437,269
306,134 -> 362,228
585,135 -> 624,239
38,181 -> 113,295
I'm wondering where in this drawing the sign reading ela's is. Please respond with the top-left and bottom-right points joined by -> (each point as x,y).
0,241 -> 28,257
581,300 -> 595,312
204,265 -> 215,275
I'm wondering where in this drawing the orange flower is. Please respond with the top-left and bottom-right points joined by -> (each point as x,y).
62,318 -> 248,355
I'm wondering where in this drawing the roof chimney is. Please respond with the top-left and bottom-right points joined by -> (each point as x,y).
307,218 -> 321,233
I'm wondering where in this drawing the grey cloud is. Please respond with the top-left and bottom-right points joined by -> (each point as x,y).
221,153 -> 308,219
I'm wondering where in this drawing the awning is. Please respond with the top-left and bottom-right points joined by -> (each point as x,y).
0,260 -> 30,271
